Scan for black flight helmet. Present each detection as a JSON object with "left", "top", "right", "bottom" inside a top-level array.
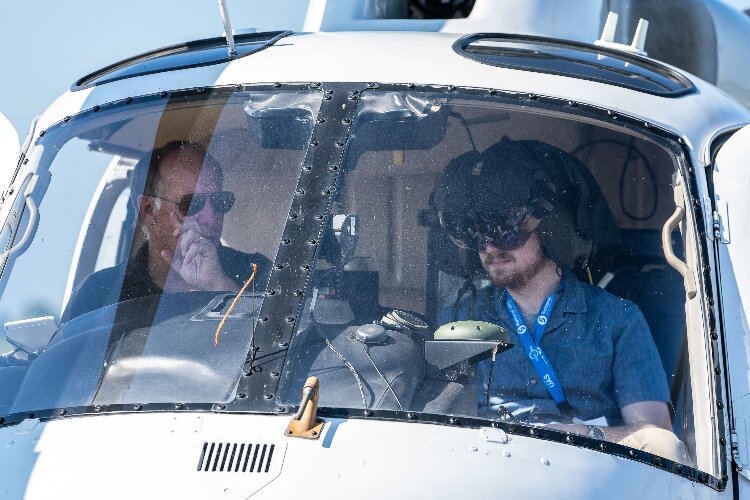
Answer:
[{"left": 434, "top": 137, "right": 619, "bottom": 270}]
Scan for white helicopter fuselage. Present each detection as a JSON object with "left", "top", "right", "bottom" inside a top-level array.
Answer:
[{"left": 2, "top": 1, "right": 750, "bottom": 498}]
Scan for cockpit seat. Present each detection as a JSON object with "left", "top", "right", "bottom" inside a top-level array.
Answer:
[
  {"left": 602, "top": 259, "right": 692, "bottom": 460},
  {"left": 602, "top": 265, "right": 686, "bottom": 390},
  {"left": 598, "top": 228, "right": 687, "bottom": 407}
]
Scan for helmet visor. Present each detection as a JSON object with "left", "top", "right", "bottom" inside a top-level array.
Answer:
[{"left": 440, "top": 208, "right": 537, "bottom": 252}]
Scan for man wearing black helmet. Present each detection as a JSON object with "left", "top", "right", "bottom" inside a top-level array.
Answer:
[{"left": 435, "top": 138, "right": 681, "bottom": 453}]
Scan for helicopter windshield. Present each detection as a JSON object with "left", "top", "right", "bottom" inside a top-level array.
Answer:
[
  {"left": 0, "top": 86, "right": 712, "bottom": 476},
  {"left": 0, "top": 89, "right": 321, "bottom": 408}
]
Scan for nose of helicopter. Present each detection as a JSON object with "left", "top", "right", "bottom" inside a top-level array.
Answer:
[{"left": 0, "top": 412, "right": 703, "bottom": 500}]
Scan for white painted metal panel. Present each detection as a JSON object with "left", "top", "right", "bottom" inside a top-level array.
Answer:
[
  {"left": 32, "top": 31, "right": 750, "bottom": 168},
  {"left": 0, "top": 413, "right": 724, "bottom": 499},
  {"left": 712, "top": 125, "right": 750, "bottom": 484}
]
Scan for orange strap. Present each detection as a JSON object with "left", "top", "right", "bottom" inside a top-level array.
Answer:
[{"left": 214, "top": 263, "right": 258, "bottom": 347}]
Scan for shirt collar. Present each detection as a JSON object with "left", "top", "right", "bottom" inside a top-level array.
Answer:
[{"left": 479, "top": 269, "right": 587, "bottom": 329}]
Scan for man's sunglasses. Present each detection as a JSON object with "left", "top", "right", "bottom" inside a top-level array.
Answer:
[
  {"left": 148, "top": 191, "right": 235, "bottom": 217},
  {"left": 439, "top": 209, "right": 538, "bottom": 252}
]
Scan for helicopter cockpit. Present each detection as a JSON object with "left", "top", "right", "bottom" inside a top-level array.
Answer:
[
  {"left": 0, "top": 84, "right": 704, "bottom": 471},
  {"left": 277, "top": 90, "right": 691, "bottom": 462}
]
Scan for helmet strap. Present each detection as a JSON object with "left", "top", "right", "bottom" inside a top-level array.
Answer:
[{"left": 451, "top": 274, "right": 478, "bottom": 322}]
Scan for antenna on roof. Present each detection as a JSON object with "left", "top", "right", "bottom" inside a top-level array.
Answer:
[
  {"left": 595, "top": 12, "right": 650, "bottom": 57},
  {"left": 217, "top": 0, "right": 237, "bottom": 58}
]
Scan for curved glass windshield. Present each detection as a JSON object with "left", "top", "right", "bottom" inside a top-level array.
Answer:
[
  {"left": 0, "top": 89, "right": 321, "bottom": 411},
  {"left": 276, "top": 91, "right": 705, "bottom": 472},
  {"left": 0, "top": 86, "right": 715, "bottom": 479}
]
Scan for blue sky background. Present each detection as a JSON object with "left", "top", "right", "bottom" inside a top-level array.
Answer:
[{"left": 0, "top": 0, "right": 309, "bottom": 137}]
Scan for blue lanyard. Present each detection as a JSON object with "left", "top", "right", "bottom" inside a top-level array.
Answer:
[{"left": 503, "top": 285, "right": 567, "bottom": 406}]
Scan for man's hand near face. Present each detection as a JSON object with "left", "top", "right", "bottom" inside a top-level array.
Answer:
[{"left": 161, "top": 212, "right": 238, "bottom": 292}]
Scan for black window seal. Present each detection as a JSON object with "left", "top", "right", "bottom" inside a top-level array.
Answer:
[
  {"left": 71, "top": 30, "right": 294, "bottom": 92},
  {"left": 453, "top": 33, "right": 696, "bottom": 98}
]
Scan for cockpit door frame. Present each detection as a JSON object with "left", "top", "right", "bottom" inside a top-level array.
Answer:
[{"left": 710, "top": 124, "right": 750, "bottom": 481}]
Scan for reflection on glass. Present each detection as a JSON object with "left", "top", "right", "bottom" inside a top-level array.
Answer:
[
  {"left": 0, "top": 90, "right": 321, "bottom": 412},
  {"left": 279, "top": 92, "right": 698, "bottom": 470}
]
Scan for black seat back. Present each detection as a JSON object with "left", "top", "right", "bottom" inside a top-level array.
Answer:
[{"left": 605, "top": 266, "right": 687, "bottom": 389}]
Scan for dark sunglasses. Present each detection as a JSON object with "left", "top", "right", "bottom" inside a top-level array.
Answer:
[
  {"left": 149, "top": 191, "right": 235, "bottom": 216},
  {"left": 440, "top": 209, "right": 536, "bottom": 252}
]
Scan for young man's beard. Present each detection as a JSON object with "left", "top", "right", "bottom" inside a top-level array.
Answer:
[{"left": 483, "top": 250, "right": 550, "bottom": 290}]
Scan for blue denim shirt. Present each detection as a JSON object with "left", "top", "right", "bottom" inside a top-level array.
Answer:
[{"left": 438, "top": 271, "right": 670, "bottom": 424}]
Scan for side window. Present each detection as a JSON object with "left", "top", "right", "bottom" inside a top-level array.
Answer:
[
  {"left": 1, "top": 139, "right": 114, "bottom": 324},
  {"left": 94, "top": 185, "right": 132, "bottom": 272}
]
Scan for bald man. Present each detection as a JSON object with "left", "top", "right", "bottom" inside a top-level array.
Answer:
[{"left": 63, "top": 141, "right": 271, "bottom": 321}]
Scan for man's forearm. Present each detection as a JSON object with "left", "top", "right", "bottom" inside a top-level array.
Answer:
[{"left": 551, "top": 422, "right": 663, "bottom": 442}]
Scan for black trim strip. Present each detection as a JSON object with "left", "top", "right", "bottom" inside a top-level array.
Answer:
[
  {"left": 242, "top": 443, "right": 252, "bottom": 472},
  {"left": 226, "top": 82, "right": 363, "bottom": 413},
  {"left": 72, "top": 31, "right": 294, "bottom": 91},
  {"left": 257, "top": 444, "right": 267, "bottom": 473},
  {"left": 236, "top": 444, "right": 245, "bottom": 472},
  {"left": 197, "top": 442, "right": 208, "bottom": 471},
  {"left": 452, "top": 33, "right": 696, "bottom": 98},
  {"left": 265, "top": 444, "right": 275, "bottom": 473},
  {"left": 249, "top": 444, "right": 260, "bottom": 472}
]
